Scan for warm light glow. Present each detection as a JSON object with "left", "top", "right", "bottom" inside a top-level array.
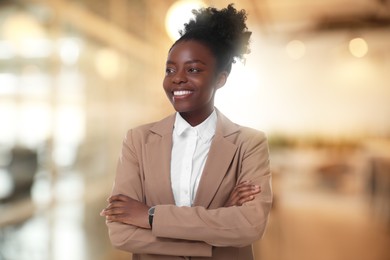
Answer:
[
  {"left": 286, "top": 40, "right": 306, "bottom": 59},
  {"left": 215, "top": 62, "right": 261, "bottom": 128},
  {"left": 2, "top": 12, "right": 51, "bottom": 58},
  {"left": 53, "top": 105, "right": 85, "bottom": 167},
  {"left": 19, "top": 38, "right": 52, "bottom": 58},
  {"left": 0, "top": 73, "right": 18, "bottom": 94},
  {"left": 2, "top": 12, "right": 46, "bottom": 42},
  {"left": 349, "top": 37, "right": 368, "bottom": 58},
  {"left": 0, "top": 41, "right": 15, "bottom": 59},
  {"left": 54, "top": 105, "right": 85, "bottom": 145},
  {"left": 17, "top": 102, "right": 52, "bottom": 147},
  {"left": 165, "top": 0, "right": 206, "bottom": 41},
  {"left": 95, "top": 48, "right": 121, "bottom": 79},
  {"left": 59, "top": 38, "right": 81, "bottom": 65}
]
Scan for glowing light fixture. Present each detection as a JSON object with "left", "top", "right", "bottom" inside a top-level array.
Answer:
[
  {"left": 285, "top": 40, "right": 306, "bottom": 60},
  {"left": 349, "top": 37, "right": 368, "bottom": 58},
  {"left": 165, "top": 0, "right": 206, "bottom": 41}
]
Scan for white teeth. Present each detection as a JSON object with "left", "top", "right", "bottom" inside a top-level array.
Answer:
[{"left": 173, "top": 90, "right": 192, "bottom": 96}]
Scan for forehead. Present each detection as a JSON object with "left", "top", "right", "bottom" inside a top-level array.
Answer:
[{"left": 167, "top": 40, "right": 216, "bottom": 65}]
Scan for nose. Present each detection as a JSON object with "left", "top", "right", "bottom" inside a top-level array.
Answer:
[{"left": 172, "top": 70, "right": 187, "bottom": 84}]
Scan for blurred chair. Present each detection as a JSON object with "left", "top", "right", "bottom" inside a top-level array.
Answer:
[
  {"left": 369, "top": 156, "right": 390, "bottom": 229},
  {"left": 4, "top": 147, "right": 38, "bottom": 201},
  {"left": 0, "top": 147, "right": 38, "bottom": 259}
]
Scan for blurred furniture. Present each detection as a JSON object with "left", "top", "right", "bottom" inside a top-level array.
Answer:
[
  {"left": 369, "top": 156, "right": 390, "bottom": 229},
  {"left": 317, "top": 163, "right": 351, "bottom": 191},
  {"left": 1, "top": 147, "right": 38, "bottom": 202}
]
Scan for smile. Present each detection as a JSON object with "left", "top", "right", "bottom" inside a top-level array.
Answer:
[{"left": 173, "top": 90, "right": 193, "bottom": 96}]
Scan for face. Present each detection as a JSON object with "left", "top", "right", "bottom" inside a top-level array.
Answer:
[{"left": 163, "top": 40, "right": 227, "bottom": 126}]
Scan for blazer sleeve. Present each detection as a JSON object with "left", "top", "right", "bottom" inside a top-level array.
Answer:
[
  {"left": 152, "top": 131, "right": 272, "bottom": 247},
  {"left": 106, "top": 130, "right": 212, "bottom": 257}
]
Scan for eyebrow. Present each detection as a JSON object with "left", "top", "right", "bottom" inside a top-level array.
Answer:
[{"left": 166, "top": 59, "right": 207, "bottom": 65}]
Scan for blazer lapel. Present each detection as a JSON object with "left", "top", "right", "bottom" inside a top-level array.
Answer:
[
  {"left": 146, "top": 114, "right": 176, "bottom": 205},
  {"left": 193, "top": 110, "right": 240, "bottom": 208}
]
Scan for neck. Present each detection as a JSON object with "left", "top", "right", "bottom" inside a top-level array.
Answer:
[{"left": 180, "top": 109, "right": 214, "bottom": 127}]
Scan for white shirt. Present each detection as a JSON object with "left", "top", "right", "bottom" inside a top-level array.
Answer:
[{"left": 170, "top": 110, "right": 217, "bottom": 207}]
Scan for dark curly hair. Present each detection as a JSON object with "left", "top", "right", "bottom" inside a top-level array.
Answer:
[{"left": 174, "top": 4, "right": 252, "bottom": 74}]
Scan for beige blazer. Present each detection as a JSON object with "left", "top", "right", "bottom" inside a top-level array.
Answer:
[{"left": 107, "top": 110, "right": 272, "bottom": 259}]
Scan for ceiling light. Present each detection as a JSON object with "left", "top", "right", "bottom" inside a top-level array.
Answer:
[
  {"left": 349, "top": 37, "right": 368, "bottom": 58},
  {"left": 286, "top": 40, "right": 306, "bottom": 60},
  {"left": 165, "top": 0, "right": 206, "bottom": 41}
]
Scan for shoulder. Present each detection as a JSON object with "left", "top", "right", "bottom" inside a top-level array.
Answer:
[
  {"left": 219, "top": 114, "right": 269, "bottom": 156},
  {"left": 124, "top": 114, "right": 175, "bottom": 143},
  {"left": 216, "top": 110, "right": 267, "bottom": 144},
  {"left": 232, "top": 125, "right": 268, "bottom": 150},
  {"left": 240, "top": 126, "right": 266, "bottom": 139}
]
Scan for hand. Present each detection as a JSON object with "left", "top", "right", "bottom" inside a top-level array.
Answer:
[
  {"left": 100, "top": 194, "right": 151, "bottom": 229},
  {"left": 224, "top": 181, "right": 261, "bottom": 207}
]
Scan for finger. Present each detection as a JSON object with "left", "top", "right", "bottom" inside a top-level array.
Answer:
[
  {"left": 105, "top": 212, "right": 133, "bottom": 225},
  {"left": 231, "top": 185, "right": 253, "bottom": 198},
  {"left": 238, "top": 195, "right": 255, "bottom": 205},
  {"left": 234, "top": 185, "right": 260, "bottom": 195},
  {"left": 229, "top": 185, "right": 257, "bottom": 202},
  {"left": 234, "top": 181, "right": 251, "bottom": 190},
  {"left": 105, "top": 213, "right": 125, "bottom": 222},
  {"left": 235, "top": 186, "right": 255, "bottom": 193},
  {"left": 237, "top": 183, "right": 260, "bottom": 190},
  {"left": 101, "top": 201, "right": 126, "bottom": 212},
  {"left": 232, "top": 189, "right": 260, "bottom": 205},
  {"left": 101, "top": 204, "right": 129, "bottom": 216},
  {"left": 108, "top": 194, "right": 131, "bottom": 203},
  {"left": 100, "top": 208, "right": 117, "bottom": 217},
  {"left": 236, "top": 188, "right": 261, "bottom": 199}
]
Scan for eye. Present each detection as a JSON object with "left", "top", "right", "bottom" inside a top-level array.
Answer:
[
  {"left": 165, "top": 67, "right": 175, "bottom": 75},
  {"left": 188, "top": 67, "right": 201, "bottom": 73}
]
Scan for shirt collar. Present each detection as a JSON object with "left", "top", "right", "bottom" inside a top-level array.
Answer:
[{"left": 173, "top": 110, "right": 217, "bottom": 143}]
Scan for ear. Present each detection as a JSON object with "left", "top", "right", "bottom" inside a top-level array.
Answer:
[{"left": 215, "top": 71, "right": 229, "bottom": 89}]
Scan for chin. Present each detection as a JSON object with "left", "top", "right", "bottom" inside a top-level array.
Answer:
[{"left": 171, "top": 104, "right": 192, "bottom": 113}]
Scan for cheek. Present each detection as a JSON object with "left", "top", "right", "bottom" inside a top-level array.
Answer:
[
  {"left": 202, "top": 80, "right": 218, "bottom": 98},
  {"left": 162, "top": 77, "right": 170, "bottom": 92}
]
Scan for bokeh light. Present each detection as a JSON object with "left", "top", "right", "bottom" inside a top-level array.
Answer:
[
  {"left": 286, "top": 40, "right": 306, "bottom": 60},
  {"left": 349, "top": 37, "right": 368, "bottom": 58},
  {"left": 165, "top": 0, "right": 206, "bottom": 41}
]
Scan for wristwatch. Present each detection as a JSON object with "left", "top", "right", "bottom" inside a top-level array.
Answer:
[{"left": 148, "top": 206, "right": 155, "bottom": 228}]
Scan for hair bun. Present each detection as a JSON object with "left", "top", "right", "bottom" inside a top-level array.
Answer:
[{"left": 179, "top": 4, "right": 251, "bottom": 69}]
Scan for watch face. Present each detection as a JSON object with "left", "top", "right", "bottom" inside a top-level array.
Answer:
[{"left": 148, "top": 207, "right": 155, "bottom": 216}]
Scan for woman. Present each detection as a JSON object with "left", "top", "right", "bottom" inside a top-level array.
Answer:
[{"left": 100, "top": 4, "right": 272, "bottom": 259}]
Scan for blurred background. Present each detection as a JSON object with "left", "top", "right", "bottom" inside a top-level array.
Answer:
[{"left": 0, "top": 0, "right": 389, "bottom": 259}]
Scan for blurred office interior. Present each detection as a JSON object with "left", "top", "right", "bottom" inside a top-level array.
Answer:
[{"left": 0, "top": 0, "right": 389, "bottom": 259}]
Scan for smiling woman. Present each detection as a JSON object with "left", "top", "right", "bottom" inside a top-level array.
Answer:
[{"left": 101, "top": 4, "right": 272, "bottom": 260}]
